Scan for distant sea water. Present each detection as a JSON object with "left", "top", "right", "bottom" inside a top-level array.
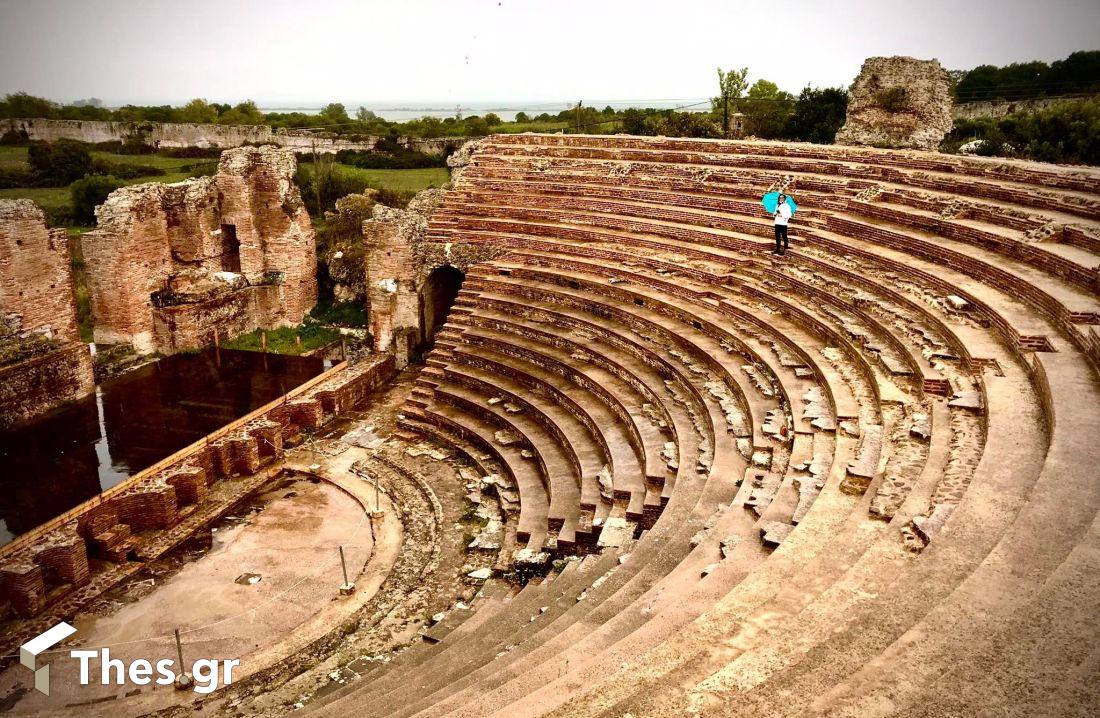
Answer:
[{"left": 256, "top": 100, "right": 709, "bottom": 122}]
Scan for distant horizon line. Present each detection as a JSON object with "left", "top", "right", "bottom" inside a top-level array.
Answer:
[{"left": 6, "top": 97, "right": 724, "bottom": 111}]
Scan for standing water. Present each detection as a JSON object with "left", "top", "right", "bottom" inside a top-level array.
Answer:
[{"left": 0, "top": 348, "right": 326, "bottom": 546}]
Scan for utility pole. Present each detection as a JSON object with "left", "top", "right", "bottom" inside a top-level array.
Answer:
[
  {"left": 575, "top": 101, "right": 582, "bottom": 133},
  {"left": 724, "top": 93, "right": 729, "bottom": 139}
]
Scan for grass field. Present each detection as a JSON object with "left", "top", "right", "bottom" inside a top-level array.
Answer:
[
  {"left": 0, "top": 145, "right": 29, "bottom": 167},
  {"left": 2, "top": 147, "right": 450, "bottom": 225},
  {"left": 222, "top": 323, "right": 341, "bottom": 355},
  {"left": 0, "top": 186, "right": 72, "bottom": 212},
  {"left": 335, "top": 165, "right": 451, "bottom": 192}
]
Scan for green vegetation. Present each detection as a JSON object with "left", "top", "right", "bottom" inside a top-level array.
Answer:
[
  {"left": 337, "top": 166, "right": 449, "bottom": 193},
  {"left": 0, "top": 142, "right": 220, "bottom": 226},
  {"left": 70, "top": 175, "right": 124, "bottom": 224},
  {"left": 297, "top": 159, "right": 448, "bottom": 215},
  {"left": 221, "top": 322, "right": 341, "bottom": 355},
  {"left": 309, "top": 300, "right": 369, "bottom": 328},
  {"left": 874, "top": 87, "right": 909, "bottom": 113},
  {"left": 953, "top": 50, "right": 1100, "bottom": 103},
  {"left": 68, "top": 242, "right": 94, "bottom": 342},
  {"left": 943, "top": 97, "right": 1100, "bottom": 165}
]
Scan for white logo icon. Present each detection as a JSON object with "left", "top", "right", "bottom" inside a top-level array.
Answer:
[{"left": 20, "top": 622, "right": 77, "bottom": 696}]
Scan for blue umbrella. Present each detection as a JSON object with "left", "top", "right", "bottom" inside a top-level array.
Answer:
[{"left": 762, "top": 192, "right": 797, "bottom": 215}]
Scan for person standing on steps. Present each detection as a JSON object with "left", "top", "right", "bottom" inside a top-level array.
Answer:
[{"left": 773, "top": 193, "right": 792, "bottom": 255}]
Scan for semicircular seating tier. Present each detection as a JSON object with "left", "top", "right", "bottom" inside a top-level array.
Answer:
[{"left": 311, "top": 133, "right": 1100, "bottom": 718}]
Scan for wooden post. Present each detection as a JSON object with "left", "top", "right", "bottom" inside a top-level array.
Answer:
[
  {"left": 173, "top": 628, "right": 192, "bottom": 689},
  {"left": 338, "top": 545, "right": 355, "bottom": 595},
  {"left": 261, "top": 331, "right": 267, "bottom": 354},
  {"left": 296, "top": 334, "right": 302, "bottom": 352}
]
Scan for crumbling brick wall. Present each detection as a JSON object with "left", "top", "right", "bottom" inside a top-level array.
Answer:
[
  {"left": 82, "top": 146, "right": 318, "bottom": 353},
  {"left": 0, "top": 199, "right": 80, "bottom": 343},
  {"left": 0, "top": 200, "right": 94, "bottom": 428},
  {"left": 363, "top": 141, "right": 504, "bottom": 367},
  {"left": 836, "top": 56, "right": 954, "bottom": 150}
]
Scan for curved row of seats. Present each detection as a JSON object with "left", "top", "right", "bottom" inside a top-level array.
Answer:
[{"left": 309, "top": 134, "right": 1100, "bottom": 717}]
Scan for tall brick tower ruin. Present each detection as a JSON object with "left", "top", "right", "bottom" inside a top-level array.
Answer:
[{"left": 82, "top": 146, "right": 317, "bottom": 354}]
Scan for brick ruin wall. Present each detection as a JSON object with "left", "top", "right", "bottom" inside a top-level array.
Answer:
[
  {"left": 1, "top": 118, "right": 469, "bottom": 156},
  {"left": 836, "top": 56, "right": 954, "bottom": 150},
  {"left": 364, "top": 139, "right": 505, "bottom": 367},
  {"left": 82, "top": 146, "right": 318, "bottom": 353},
  {"left": 0, "top": 200, "right": 94, "bottom": 428}
]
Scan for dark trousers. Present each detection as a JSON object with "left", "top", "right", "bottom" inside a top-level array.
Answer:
[{"left": 774, "top": 224, "right": 789, "bottom": 252}]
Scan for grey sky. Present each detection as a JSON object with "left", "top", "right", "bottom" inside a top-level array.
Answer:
[{"left": 1, "top": 0, "right": 1097, "bottom": 106}]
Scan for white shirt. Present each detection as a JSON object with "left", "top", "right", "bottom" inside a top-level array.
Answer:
[{"left": 774, "top": 202, "right": 792, "bottom": 226}]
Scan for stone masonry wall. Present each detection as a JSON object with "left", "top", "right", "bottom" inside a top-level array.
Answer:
[
  {"left": 1, "top": 118, "right": 470, "bottom": 156},
  {"left": 0, "top": 200, "right": 80, "bottom": 343},
  {"left": 83, "top": 146, "right": 317, "bottom": 353},
  {"left": 363, "top": 139, "right": 505, "bottom": 366},
  {"left": 0, "top": 342, "right": 94, "bottom": 430},
  {"left": 836, "top": 56, "right": 954, "bottom": 150},
  {"left": 0, "top": 200, "right": 93, "bottom": 428}
]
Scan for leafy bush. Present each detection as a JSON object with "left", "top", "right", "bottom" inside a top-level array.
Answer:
[
  {"left": 160, "top": 146, "right": 222, "bottom": 159},
  {"left": 181, "top": 160, "right": 219, "bottom": 177},
  {"left": 309, "top": 300, "right": 369, "bottom": 327},
  {"left": 91, "top": 157, "right": 165, "bottom": 179},
  {"left": 0, "top": 166, "right": 36, "bottom": 189},
  {"left": 874, "top": 87, "right": 909, "bottom": 112},
  {"left": 295, "top": 161, "right": 372, "bottom": 215},
  {"left": 27, "top": 140, "right": 92, "bottom": 185},
  {"left": 943, "top": 98, "right": 1100, "bottom": 165},
  {"left": 70, "top": 175, "right": 124, "bottom": 225},
  {"left": 784, "top": 87, "right": 848, "bottom": 143},
  {"left": 1, "top": 128, "right": 28, "bottom": 145},
  {"left": 375, "top": 187, "right": 415, "bottom": 209},
  {"left": 116, "top": 135, "right": 155, "bottom": 155},
  {"left": 335, "top": 140, "right": 444, "bottom": 170}
]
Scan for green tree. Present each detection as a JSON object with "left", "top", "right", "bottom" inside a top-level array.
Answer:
[
  {"left": 217, "top": 100, "right": 265, "bottom": 125},
  {"left": 177, "top": 98, "right": 219, "bottom": 124},
  {"left": 514, "top": 111, "right": 530, "bottom": 123},
  {"left": 484, "top": 112, "right": 502, "bottom": 126},
  {"left": 0, "top": 92, "right": 58, "bottom": 119},
  {"left": 356, "top": 107, "right": 378, "bottom": 121},
  {"left": 741, "top": 79, "right": 795, "bottom": 138},
  {"left": 27, "top": 140, "right": 93, "bottom": 185},
  {"left": 713, "top": 67, "right": 749, "bottom": 138},
  {"left": 464, "top": 117, "right": 490, "bottom": 136},
  {"left": 71, "top": 175, "right": 124, "bottom": 225},
  {"left": 783, "top": 87, "right": 848, "bottom": 144},
  {"left": 662, "top": 111, "right": 718, "bottom": 138},
  {"left": 320, "top": 103, "right": 349, "bottom": 124}
]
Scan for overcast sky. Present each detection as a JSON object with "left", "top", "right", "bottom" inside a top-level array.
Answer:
[{"left": 1, "top": 0, "right": 1097, "bottom": 106}]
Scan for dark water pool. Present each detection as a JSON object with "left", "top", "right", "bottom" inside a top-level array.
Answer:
[{"left": 0, "top": 348, "right": 327, "bottom": 546}]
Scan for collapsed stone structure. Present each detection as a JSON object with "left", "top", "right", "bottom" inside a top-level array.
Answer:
[
  {"left": 83, "top": 146, "right": 318, "bottom": 353},
  {"left": 0, "top": 200, "right": 93, "bottom": 428},
  {"left": 836, "top": 55, "right": 954, "bottom": 150}
]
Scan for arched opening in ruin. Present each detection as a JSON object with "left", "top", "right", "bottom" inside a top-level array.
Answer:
[
  {"left": 419, "top": 265, "right": 464, "bottom": 351},
  {"left": 220, "top": 223, "right": 241, "bottom": 273}
]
